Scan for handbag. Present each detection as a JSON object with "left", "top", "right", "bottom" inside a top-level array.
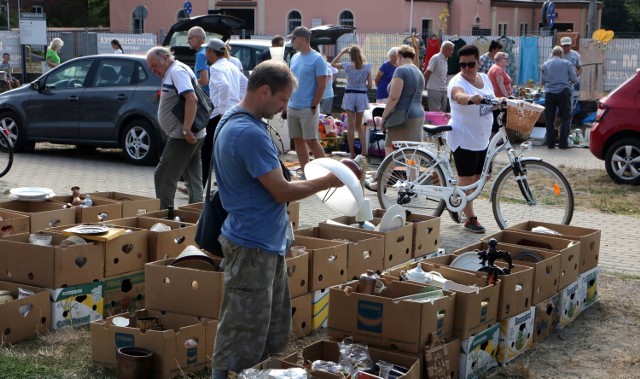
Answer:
[
  {"left": 171, "top": 68, "right": 214, "bottom": 134},
  {"left": 384, "top": 108, "right": 408, "bottom": 128},
  {"left": 195, "top": 111, "right": 291, "bottom": 256}
]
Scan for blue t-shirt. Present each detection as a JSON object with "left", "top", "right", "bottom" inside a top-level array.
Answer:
[
  {"left": 376, "top": 61, "right": 396, "bottom": 99},
  {"left": 213, "top": 106, "right": 288, "bottom": 254},
  {"left": 288, "top": 50, "right": 327, "bottom": 108},
  {"left": 194, "top": 47, "right": 209, "bottom": 96}
]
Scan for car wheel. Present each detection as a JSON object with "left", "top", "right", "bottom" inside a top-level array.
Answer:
[
  {"left": 121, "top": 119, "right": 159, "bottom": 165},
  {"left": 0, "top": 111, "right": 34, "bottom": 152},
  {"left": 604, "top": 138, "right": 640, "bottom": 185}
]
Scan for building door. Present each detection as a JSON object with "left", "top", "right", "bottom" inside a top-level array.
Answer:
[{"left": 220, "top": 8, "right": 255, "bottom": 37}]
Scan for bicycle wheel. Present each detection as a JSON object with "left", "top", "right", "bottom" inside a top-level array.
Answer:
[
  {"left": 491, "top": 159, "right": 574, "bottom": 229},
  {"left": 0, "top": 130, "right": 13, "bottom": 178},
  {"left": 377, "top": 148, "right": 446, "bottom": 216}
]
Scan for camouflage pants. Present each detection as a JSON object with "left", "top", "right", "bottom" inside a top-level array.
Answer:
[{"left": 212, "top": 236, "right": 292, "bottom": 373}]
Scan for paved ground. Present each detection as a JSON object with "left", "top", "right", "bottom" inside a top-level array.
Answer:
[{"left": 1, "top": 143, "right": 637, "bottom": 275}]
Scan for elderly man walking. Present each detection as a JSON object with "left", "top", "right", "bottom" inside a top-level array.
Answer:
[
  {"left": 541, "top": 46, "right": 578, "bottom": 149},
  {"left": 146, "top": 46, "right": 205, "bottom": 209},
  {"left": 285, "top": 26, "right": 328, "bottom": 175},
  {"left": 424, "top": 40, "right": 454, "bottom": 112}
]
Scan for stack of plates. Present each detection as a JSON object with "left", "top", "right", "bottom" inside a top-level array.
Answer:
[{"left": 9, "top": 187, "right": 55, "bottom": 202}]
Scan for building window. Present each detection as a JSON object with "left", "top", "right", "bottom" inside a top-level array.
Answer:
[
  {"left": 498, "top": 23, "right": 508, "bottom": 36},
  {"left": 287, "top": 10, "right": 301, "bottom": 34},
  {"left": 422, "top": 19, "right": 434, "bottom": 38},
  {"left": 339, "top": 10, "right": 354, "bottom": 27},
  {"left": 132, "top": 11, "right": 144, "bottom": 34},
  {"left": 31, "top": 5, "right": 44, "bottom": 13},
  {"left": 520, "top": 23, "right": 528, "bottom": 36}
]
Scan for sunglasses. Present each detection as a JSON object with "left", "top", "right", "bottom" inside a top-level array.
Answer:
[{"left": 459, "top": 61, "right": 477, "bottom": 69}]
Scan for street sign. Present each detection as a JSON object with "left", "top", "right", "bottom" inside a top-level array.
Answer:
[
  {"left": 19, "top": 12, "right": 47, "bottom": 45},
  {"left": 133, "top": 5, "right": 149, "bottom": 20},
  {"left": 547, "top": 2, "right": 556, "bottom": 29},
  {"left": 184, "top": 1, "right": 192, "bottom": 16}
]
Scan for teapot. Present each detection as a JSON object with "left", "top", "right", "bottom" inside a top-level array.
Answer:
[{"left": 401, "top": 264, "right": 446, "bottom": 287}]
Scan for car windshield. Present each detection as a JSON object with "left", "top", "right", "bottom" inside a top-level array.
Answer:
[{"left": 167, "top": 31, "right": 225, "bottom": 48}]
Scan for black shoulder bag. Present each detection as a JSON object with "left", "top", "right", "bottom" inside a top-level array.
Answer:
[
  {"left": 171, "top": 67, "right": 214, "bottom": 133},
  {"left": 195, "top": 112, "right": 291, "bottom": 256}
]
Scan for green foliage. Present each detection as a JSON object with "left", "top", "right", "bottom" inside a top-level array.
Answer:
[
  {"left": 601, "top": 0, "right": 640, "bottom": 33},
  {"left": 88, "top": 0, "right": 110, "bottom": 27}
]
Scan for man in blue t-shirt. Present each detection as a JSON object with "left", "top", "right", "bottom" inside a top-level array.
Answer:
[
  {"left": 285, "top": 26, "right": 328, "bottom": 175},
  {"left": 211, "top": 61, "right": 339, "bottom": 378},
  {"left": 188, "top": 26, "right": 210, "bottom": 96}
]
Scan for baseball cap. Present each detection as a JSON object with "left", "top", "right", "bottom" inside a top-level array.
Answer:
[
  {"left": 560, "top": 37, "right": 572, "bottom": 45},
  {"left": 202, "top": 38, "right": 226, "bottom": 52},
  {"left": 287, "top": 26, "right": 311, "bottom": 40}
]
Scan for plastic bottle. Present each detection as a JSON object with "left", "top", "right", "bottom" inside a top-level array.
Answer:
[{"left": 82, "top": 194, "right": 93, "bottom": 208}]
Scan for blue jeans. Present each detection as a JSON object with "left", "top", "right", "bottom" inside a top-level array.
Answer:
[{"left": 154, "top": 137, "right": 204, "bottom": 209}]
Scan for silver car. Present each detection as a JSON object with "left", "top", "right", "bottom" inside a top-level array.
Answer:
[{"left": 0, "top": 54, "right": 164, "bottom": 165}]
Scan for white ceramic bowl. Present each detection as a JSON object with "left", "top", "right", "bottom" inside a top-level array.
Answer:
[{"left": 304, "top": 158, "right": 363, "bottom": 217}]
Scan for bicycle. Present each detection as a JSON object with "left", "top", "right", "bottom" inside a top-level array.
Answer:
[
  {"left": 0, "top": 124, "right": 13, "bottom": 178},
  {"left": 371, "top": 99, "right": 574, "bottom": 229}
]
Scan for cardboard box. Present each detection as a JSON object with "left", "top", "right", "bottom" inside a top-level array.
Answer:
[
  {"left": 312, "top": 288, "right": 330, "bottom": 330},
  {"left": 108, "top": 217, "right": 197, "bottom": 261},
  {"left": 291, "top": 293, "right": 312, "bottom": 338},
  {"left": 497, "top": 306, "right": 535, "bottom": 364},
  {"left": 0, "top": 281, "right": 51, "bottom": 346},
  {"left": 292, "top": 236, "right": 347, "bottom": 291},
  {"left": 141, "top": 209, "right": 201, "bottom": 224},
  {"left": 91, "top": 309, "right": 217, "bottom": 379},
  {"left": 284, "top": 340, "right": 421, "bottom": 379},
  {"left": 92, "top": 191, "right": 161, "bottom": 218},
  {"left": 442, "top": 338, "right": 461, "bottom": 379},
  {"left": 177, "top": 202, "right": 202, "bottom": 214},
  {"left": 459, "top": 324, "right": 500, "bottom": 379},
  {"left": 0, "top": 209, "right": 30, "bottom": 237},
  {"left": 386, "top": 262, "right": 500, "bottom": 340},
  {"left": 373, "top": 210, "right": 440, "bottom": 258},
  {"left": 414, "top": 248, "right": 446, "bottom": 262},
  {"left": 0, "top": 200, "right": 76, "bottom": 232},
  {"left": 579, "top": 266, "right": 600, "bottom": 312},
  {"left": 296, "top": 226, "right": 384, "bottom": 280},
  {"left": 451, "top": 242, "right": 535, "bottom": 320},
  {"left": 327, "top": 280, "right": 455, "bottom": 354},
  {"left": 484, "top": 230, "right": 580, "bottom": 290},
  {"left": 50, "top": 281, "right": 103, "bottom": 330},
  {"left": 145, "top": 259, "right": 224, "bottom": 319},
  {"left": 533, "top": 294, "right": 559, "bottom": 343},
  {"left": 0, "top": 232, "right": 104, "bottom": 288},
  {"left": 49, "top": 195, "right": 122, "bottom": 223},
  {"left": 286, "top": 249, "right": 309, "bottom": 298},
  {"left": 287, "top": 201, "right": 300, "bottom": 230},
  {"left": 322, "top": 216, "right": 413, "bottom": 269},
  {"left": 102, "top": 270, "right": 145, "bottom": 317},
  {"left": 557, "top": 279, "right": 581, "bottom": 329},
  {"left": 507, "top": 221, "right": 601, "bottom": 273}
]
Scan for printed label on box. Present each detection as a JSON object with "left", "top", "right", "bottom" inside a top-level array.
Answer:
[
  {"left": 498, "top": 307, "right": 535, "bottom": 364},
  {"left": 357, "top": 300, "right": 383, "bottom": 333}
]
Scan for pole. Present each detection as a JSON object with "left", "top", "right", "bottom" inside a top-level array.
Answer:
[
  {"left": 587, "top": 0, "right": 597, "bottom": 36},
  {"left": 7, "top": 0, "right": 9, "bottom": 29},
  {"left": 409, "top": 0, "right": 414, "bottom": 34}
]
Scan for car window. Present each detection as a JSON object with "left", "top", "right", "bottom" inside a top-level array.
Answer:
[
  {"left": 230, "top": 46, "right": 260, "bottom": 72},
  {"left": 45, "top": 60, "right": 93, "bottom": 89},
  {"left": 93, "top": 60, "right": 137, "bottom": 87},
  {"left": 137, "top": 63, "right": 149, "bottom": 83},
  {"left": 168, "top": 31, "right": 224, "bottom": 48}
]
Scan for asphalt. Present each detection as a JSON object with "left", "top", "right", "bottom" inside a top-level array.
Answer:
[{"left": 1, "top": 143, "right": 637, "bottom": 275}]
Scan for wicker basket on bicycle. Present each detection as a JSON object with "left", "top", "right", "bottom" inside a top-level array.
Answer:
[{"left": 504, "top": 99, "right": 545, "bottom": 144}]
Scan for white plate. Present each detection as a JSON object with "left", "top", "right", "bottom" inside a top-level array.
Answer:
[
  {"left": 450, "top": 251, "right": 483, "bottom": 272},
  {"left": 9, "top": 187, "right": 55, "bottom": 201},
  {"left": 378, "top": 204, "right": 406, "bottom": 232},
  {"left": 304, "top": 158, "right": 363, "bottom": 217}
]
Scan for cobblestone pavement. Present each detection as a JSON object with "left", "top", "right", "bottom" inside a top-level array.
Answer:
[{"left": 1, "top": 143, "right": 637, "bottom": 275}]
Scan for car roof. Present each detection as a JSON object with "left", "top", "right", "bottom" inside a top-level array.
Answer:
[
  {"left": 161, "top": 14, "right": 245, "bottom": 45},
  {"left": 228, "top": 39, "right": 272, "bottom": 47}
]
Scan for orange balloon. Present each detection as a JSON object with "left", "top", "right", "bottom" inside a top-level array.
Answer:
[
  {"left": 592, "top": 29, "right": 606, "bottom": 42},
  {"left": 602, "top": 30, "right": 615, "bottom": 43}
]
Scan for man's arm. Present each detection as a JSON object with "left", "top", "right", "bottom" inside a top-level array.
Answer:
[
  {"left": 312, "top": 75, "right": 328, "bottom": 114},
  {"left": 195, "top": 53, "right": 209, "bottom": 89},
  {"left": 258, "top": 166, "right": 338, "bottom": 204}
]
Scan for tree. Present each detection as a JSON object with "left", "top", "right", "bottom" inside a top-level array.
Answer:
[{"left": 601, "top": 0, "right": 640, "bottom": 34}]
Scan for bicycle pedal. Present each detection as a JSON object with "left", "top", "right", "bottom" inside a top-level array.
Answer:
[{"left": 448, "top": 210, "right": 461, "bottom": 224}]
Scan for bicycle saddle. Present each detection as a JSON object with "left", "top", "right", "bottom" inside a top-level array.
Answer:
[{"left": 422, "top": 124, "right": 452, "bottom": 134}]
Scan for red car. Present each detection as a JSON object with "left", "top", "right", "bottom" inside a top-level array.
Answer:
[{"left": 589, "top": 68, "right": 640, "bottom": 185}]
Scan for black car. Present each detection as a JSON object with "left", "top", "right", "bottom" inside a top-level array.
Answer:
[
  {"left": 162, "top": 14, "right": 246, "bottom": 69},
  {"left": 0, "top": 55, "right": 164, "bottom": 165}
]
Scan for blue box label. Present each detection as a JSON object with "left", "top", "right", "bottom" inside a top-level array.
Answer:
[{"left": 357, "top": 300, "right": 383, "bottom": 333}]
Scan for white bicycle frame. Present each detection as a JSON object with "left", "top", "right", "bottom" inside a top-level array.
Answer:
[{"left": 375, "top": 127, "right": 534, "bottom": 212}]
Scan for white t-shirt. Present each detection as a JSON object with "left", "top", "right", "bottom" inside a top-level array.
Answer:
[
  {"left": 446, "top": 73, "right": 495, "bottom": 151},
  {"left": 158, "top": 61, "right": 206, "bottom": 139},
  {"left": 208, "top": 58, "right": 248, "bottom": 118},
  {"left": 114, "top": 49, "right": 123, "bottom": 54}
]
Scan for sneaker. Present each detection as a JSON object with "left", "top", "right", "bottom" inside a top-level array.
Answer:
[{"left": 464, "top": 217, "right": 486, "bottom": 233}]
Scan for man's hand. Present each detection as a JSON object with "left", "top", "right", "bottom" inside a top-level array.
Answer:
[{"left": 183, "top": 130, "right": 197, "bottom": 144}]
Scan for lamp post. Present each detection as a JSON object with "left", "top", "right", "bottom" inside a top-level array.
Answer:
[{"left": 409, "top": 0, "right": 414, "bottom": 33}]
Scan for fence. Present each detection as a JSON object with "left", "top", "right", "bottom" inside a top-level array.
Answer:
[{"left": 0, "top": 28, "right": 637, "bottom": 97}]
